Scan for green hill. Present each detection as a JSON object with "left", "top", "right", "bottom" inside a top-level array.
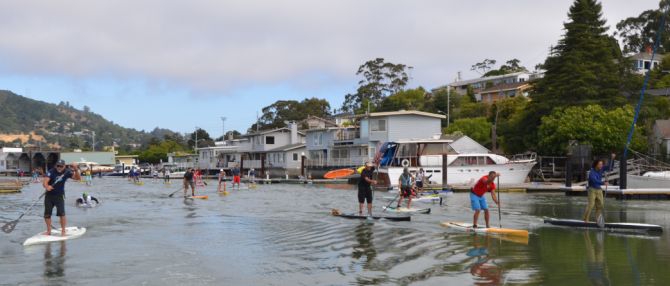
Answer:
[{"left": 0, "top": 90, "right": 179, "bottom": 151}]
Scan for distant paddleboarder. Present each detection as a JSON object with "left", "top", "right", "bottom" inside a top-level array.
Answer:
[
  {"left": 231, "top": 164, "right": 241, "bottom": 189},
  {"left": 358, "top": 162, "right": 377, "bottom": 216},
  {"left": 470, "top": 171, "right": 499, "bottom": 229},
  {"left": 43, "top": 160, "right": 81, "bottom": 236},
  {"left": 396, "top": 167, "right": 415, "bottom": 209}
]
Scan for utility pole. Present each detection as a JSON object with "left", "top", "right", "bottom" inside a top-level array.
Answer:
[
  {"left": 91, "top": 131, "right": 96, "bottom": 152},
  {"left": 447, "top": 88, "right": 450, "bottom": 128},
  {"left": 194, "top": 127, "right": 198, "bottom": 153},
  {"left": 220, "top": 117, "right": 227, "bottom": 141}
]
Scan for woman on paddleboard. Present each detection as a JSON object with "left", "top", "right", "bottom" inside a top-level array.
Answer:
[
  {"left": 43, "top": 160, "right": 81, "bottom": 236},
  {"left": 471, "top": 171, "right": 499, "bottom": 228},
  {"left": 396, "top": 167, "right": 415, "bottom": 209},
  {"left": 582, "top": 155, "right": 614, "bottom": 223}
]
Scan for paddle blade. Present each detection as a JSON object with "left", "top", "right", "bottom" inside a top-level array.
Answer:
[
  {"left": 1, "top": 220, "right": 18, "bottom": 233},
  {"left": 596, "top": 214, "right": 605, "bottom": 228}
]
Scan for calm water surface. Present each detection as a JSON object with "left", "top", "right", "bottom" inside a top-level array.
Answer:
[{"left": 1, "top": 178, "right": 669, "bottom": 285}]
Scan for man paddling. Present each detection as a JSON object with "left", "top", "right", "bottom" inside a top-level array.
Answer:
[
  {"left": 183, "top": 168, "right": 196, "bottom": 197},
  {"left": 471, "top": 171, "right": 499, "bottom": 228},
  {"left": 43, "top": 160, "right": 81, "bottom": 236},
  {"left": 582, "top": 155, "right": 615, "bottom": 223},
  {"left": 396, "top": 167, "right": 415, "bottom": 209},
  {"left": 358, "top": 162, "right": 377, "bottom": 216},
  {"left": 231, "top": 164, "right": 241, "bottom": 189}
]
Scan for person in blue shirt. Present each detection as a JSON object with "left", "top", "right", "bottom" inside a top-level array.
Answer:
[
  {"left": 43, "top": 160, "right": 81, "bottom": 236},
  {"left": 582, "top": 154, "right": 615, "bottom": 223}
]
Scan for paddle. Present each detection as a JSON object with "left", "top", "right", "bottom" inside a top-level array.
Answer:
[
  {"left": 497, "top": 175, "right": 502, "bottom": 229},
  {"left": 2, "top": 192, "right": 46, "bottom": 233},
  {"left": 167, "top": 186, "right": 184, "bottom": 198},
  {"left": 382, "top": 194, "right": 400, "bottom": 213}
]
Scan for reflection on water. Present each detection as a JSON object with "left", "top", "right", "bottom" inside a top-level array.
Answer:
[
  {"left": 584, "top": 231, "right": 610, "bottom": 286},
  {"left": 352, "top": 222, "right": 376, "bottom": 268},
  {"left": 44, "top": 241, "right": 66, "bottom": 280},
  {"left": 466, "top": 235, "right": 502, "bottom": 286}
]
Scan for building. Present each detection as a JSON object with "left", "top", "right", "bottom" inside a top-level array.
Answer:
[
  {"left": 166, "top": 152, "right": 197, "bottom": 169},
  {"left": 0, "top": 147, "right": 22, "bottom": 173},
  {"left": 304, "top": 110, "right": 445, "bottom": 176},
  {"left": 652, "top": 119, "right": 670, "bottom": 157},
  {"left": 435, "top": 72, "right": 534, "bottom": 97},
  {"left": 265, "top": 143, "right": 306, "bottom": 177},
  {"left": 476, "top": 82, "right": 531, "bottom": 103},
  {"left": 630, "top": 49, "right": 663, "bottom": 75},
  {"left": 115, "top": 155, "right": 139, "bottom": 166},
  {"left": 443, "top": 134, "right": 490, "bottom": 154}
]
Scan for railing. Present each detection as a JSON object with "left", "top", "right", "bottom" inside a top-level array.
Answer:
[
  {"left": 334, "top": 130, "right": 360, "bottom": 141},
  {"left": 305, "top": 157, "right": 369, "bottom": 168}
]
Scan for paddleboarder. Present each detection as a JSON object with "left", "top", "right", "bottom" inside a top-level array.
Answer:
[
  {"left": 231, "top": 164, "right": 241, "bottom": 189},
  {"left": 43, "top": 160, "right": 81, "bottom": 236},
  {"left": 183, "top": 168, "right": 196, "bottom": 197},
  {"left": 471, "top": 171, "right": 499, "bottom": 229},
  {"left": 415, "top": 168, "right": 432, "bottom": 193},
  {"left": 582, "top": 155, "right": 615, "bottom": 223},
  {"left": 396, "top": 167, "right": 415, "bottom": 209},
  {"left": 358, "top": 162, "right": 377, "bottom": 216}
]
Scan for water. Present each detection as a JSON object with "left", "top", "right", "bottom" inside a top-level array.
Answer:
[{"left": 1, "top": 178, "right": 669, "bottom": 285}]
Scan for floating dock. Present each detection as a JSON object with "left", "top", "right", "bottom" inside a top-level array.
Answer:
[{"left": 563, "top": 186, "right": 670, "bottom": 200}]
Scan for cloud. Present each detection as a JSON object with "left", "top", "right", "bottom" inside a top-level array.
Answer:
[{"left": 0, "top": 0, "right": 657, "bottom": 94}]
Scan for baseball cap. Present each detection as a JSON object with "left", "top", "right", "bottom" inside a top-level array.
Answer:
[{"left": 56, "top": 160, "right": 66, "bottom": 166}]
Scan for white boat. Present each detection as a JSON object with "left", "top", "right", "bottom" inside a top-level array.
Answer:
[
  {"left": 375, "top": 140, "right": 536, "bottom": 189},
  {"left": 627, "top": 171, "right": 670, "bottom": 188},
  {"left": 107, "top": 164, "right": 141, "bottom": 176}
]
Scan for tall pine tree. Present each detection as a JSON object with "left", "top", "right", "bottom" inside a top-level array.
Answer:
[{"left": 504, "top": 0, "right": 627, "bottom": 153}]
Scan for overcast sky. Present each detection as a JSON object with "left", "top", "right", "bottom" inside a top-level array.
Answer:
[{"left": 0, "top": 0, "right": 659, "bottom": 137}]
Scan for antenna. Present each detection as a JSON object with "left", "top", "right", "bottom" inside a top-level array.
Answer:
[{"left": 220, "top": 117, "right": 227, "bottom": 140}]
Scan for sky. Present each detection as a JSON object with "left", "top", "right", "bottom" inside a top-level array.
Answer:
[{"left": 0, "top": 0, "right": 660, "bottom": 138}]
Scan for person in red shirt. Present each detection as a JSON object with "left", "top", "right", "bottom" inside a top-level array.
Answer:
[{"left": 471, "top": 171, "right": 500, "bottom": 228}]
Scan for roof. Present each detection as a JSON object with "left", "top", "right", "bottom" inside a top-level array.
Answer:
[
  {"left": 357, "top": 110, "right": 445, "bottom": 119},
  {"left": 630, "top": 52, "right": 664, "bottom": 61},
  {"left": 115, "top": 155, "right": 139, "bottom": 158},
  {"left": 655, "top": 119, "right": 670, "bottom": 138},
  {"left": 449, "top": 72, "right": 529, "bottom": 87},
  {"left": 392, "top": 139, "right": 453, "bottom": 144},
  {"left": 478, "top": 82, "right": 531, "bottom": 94},
  {"left": 243, "top": 127, "right": 305, "bottom": 137},
  {"left": 304, "top": 126, "right": 359, "bottom": 132},
  {"left": 266, "top": 143, "right": 306, "bottom": 153}
]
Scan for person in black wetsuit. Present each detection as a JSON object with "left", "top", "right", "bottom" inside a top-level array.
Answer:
[
  {"left": 183, "top": 168, "right": 196, "bottom": 197},
  {"left": 358, "top": 162, "right": 377, "bottom": 216}
]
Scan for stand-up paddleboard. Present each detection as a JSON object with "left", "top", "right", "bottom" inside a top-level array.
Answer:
[
  {"left": 334, "top": 213, "right": 411, "bottom": 221},
  {"left": 385, "top": 195, "right": 441, "bottom": 203},
  {"left": 543, "top": 218, "right": 663, "bottom": 233},
  {"left": 323, "top": 168, "right": 355, "bottom": 179},
  {"left": 382, "top": 206, "right": 431, "bottom": 214},
  {"left": 442, "top": 222, "right": 529, "bottom": 238},
  {"left": 190, "top": 195, "right": 208, "bottom": 200},
  {"left": 23, "top": 227, "right": 86, "bottom": 246}
]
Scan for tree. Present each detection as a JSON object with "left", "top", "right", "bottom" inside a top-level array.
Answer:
[
  {"left": 537, "top": 105, "right": 647, "bottom": 155},
  {"left": 444, "top": 117, "right": 492, "bottom": 148},
  {"left": 513, "top": 0, "right": 627, "bottom": 152},
  {"left": 482, "top": 59, "right": 528, "bottom": 77},
  {"left": 251, "top": 98, "right": 331, "bottom": 131},
  {"left": 471, "top": 59, "right": 497, "bottom": 75},
  {"left": 340, "top": 58, "right": 412, "bottom": 113},
  {"left": 377, "top": 87, "right": 428, "bottom": 112},
  {"left": 139, "top": 139, "right": 187, "bottom": 163},
  {"left": 615, "top": 0, "right": 670, "bottom": 54},
  {"left": 188, "top": 128, "right": 214, "bottom": 150}
]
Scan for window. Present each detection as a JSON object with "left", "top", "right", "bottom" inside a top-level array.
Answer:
[
  {"left": 371, "top": 119, "right": 386, "bottom": 131},
  {"left": 265, "top": 136, "right": 275, "bottom": 144},
  {"left": 293, "top": 153, "right": 299, "bottom": 161}
]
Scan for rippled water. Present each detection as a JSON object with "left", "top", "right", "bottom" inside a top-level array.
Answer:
[{"left": 1, "top": 178, "right": 669, "bottom": 285}]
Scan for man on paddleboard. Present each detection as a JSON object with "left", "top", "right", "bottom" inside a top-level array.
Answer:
[
  {"left": 358, "top": 162, "right": 377, "bottom": 216},
  {"left": 183, "top": 168, "right": 196, "bottom": 197},
  {"left": 471, "top": 171, "right": 499, "bottom": 228},
  {"left": 397, "top": 167, "right": 415, "bottom": 209},
  {"left": 43, "top": 160, "right": 81, "bottom": 236},
  {"left": 231, "top": 164, "right": 241, "bottom": 189}
]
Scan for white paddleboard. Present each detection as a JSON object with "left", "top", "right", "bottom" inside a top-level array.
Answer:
[
  {"left": 382, "top": 206, "right": 431, "bottom": 214},
  {"left": 442, "top": 222, "right": 528, "bottom": 237},
  {"left": 23, "top": 226, "right": 87, "bottom": 246}
]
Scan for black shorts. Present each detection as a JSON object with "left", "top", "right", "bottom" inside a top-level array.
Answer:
[
  {"left": 401, "top": 186, "right": 413, "bottom": 198},
  {"left": 358, "top": 187, "right": 373, "bottom": 204},
  {"left": 416, "top": 181, "right": 424, "bottom": 188},
  {"left": 44, "top": 194, "right": 65, "bottom": 218}
]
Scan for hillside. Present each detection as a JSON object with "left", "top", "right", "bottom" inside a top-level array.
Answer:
[{"left": 0, "top": 90, "right": 179, "bottom": 151}]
